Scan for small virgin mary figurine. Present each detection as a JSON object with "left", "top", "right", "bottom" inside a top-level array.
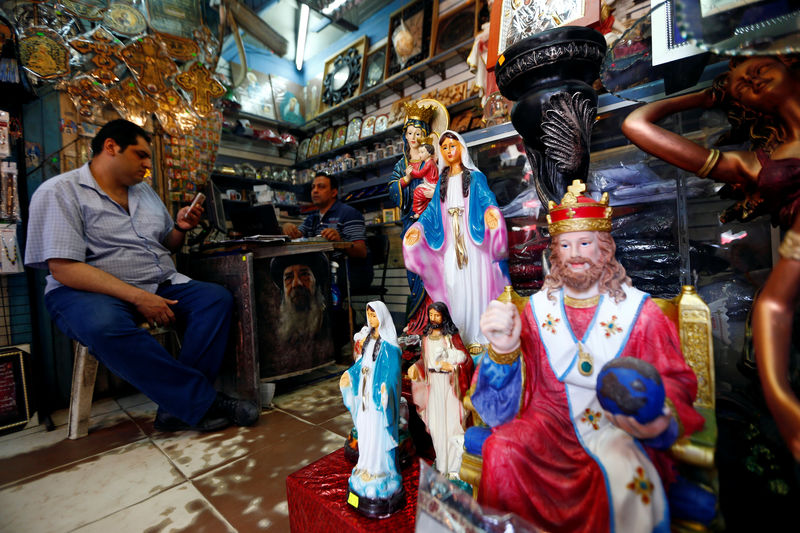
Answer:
[{"left": 340, "top": 301, "right": 404, "bottom": 517}]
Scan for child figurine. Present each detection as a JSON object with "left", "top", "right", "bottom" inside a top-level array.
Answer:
[
  {"left": 340, "top": 301, "right": 404, "bottom": 517},
  {"left": 403, "top": 142, "right": 439, "bottom": 218}
]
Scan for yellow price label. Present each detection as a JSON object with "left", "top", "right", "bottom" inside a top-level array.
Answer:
[
  {"left": 242, "top": 255, "right": 247, "bottom": 261},
  {"left": 498, "top": 54, "right": 505, "bottom": 66},
  {"left": 347, "top": 491, "right": 359, "bottom": 508}
]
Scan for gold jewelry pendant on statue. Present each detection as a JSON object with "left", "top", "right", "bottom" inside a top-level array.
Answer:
[{"left": 577, "top": 341, "right": 593, "bottom": 376}]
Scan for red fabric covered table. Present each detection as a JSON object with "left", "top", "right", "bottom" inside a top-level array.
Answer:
[{"left": 286, "top": 447, "right": 420, "bottom": 533}]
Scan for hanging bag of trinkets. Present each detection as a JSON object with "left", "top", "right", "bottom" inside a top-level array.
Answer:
[
  {"left": 0, "top": 161, "right": 19, "bottom": 222},
  {"left": 0, "top": 223, "right": 21, "bottom": 274}
]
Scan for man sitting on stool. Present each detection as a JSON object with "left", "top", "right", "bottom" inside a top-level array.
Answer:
[{"left": 25, "top": 119, "right": 258, "bottom": 432}]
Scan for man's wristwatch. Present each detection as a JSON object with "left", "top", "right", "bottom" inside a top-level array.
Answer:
[{"left": 174, "top": 223, "right": 187, "bottom": 233}]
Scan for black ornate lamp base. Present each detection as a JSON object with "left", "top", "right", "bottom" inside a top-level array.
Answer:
[{"left": 495, "top": 25, "right": 606, "bottom": 207}]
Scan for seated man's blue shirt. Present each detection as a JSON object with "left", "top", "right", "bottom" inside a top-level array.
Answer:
[
  {"left": 298, "top": 200, "right": 373, "bottom": 288},
  {"left": 25, "top": 162, "right": 190, "bottom": 294}
]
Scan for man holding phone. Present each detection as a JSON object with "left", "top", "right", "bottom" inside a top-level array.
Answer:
[{"left": 25, "top": 119, "right": 258, "bottom": 432}]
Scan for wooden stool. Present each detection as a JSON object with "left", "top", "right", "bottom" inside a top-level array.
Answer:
[{"left": 67, "top": 325, "right": 181, "bottom": 440}]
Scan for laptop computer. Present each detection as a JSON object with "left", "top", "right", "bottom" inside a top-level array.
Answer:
[{"left": 201, "top": 181, "right": 288, "bottom": 248}]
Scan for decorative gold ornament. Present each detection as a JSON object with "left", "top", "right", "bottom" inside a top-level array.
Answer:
[
  {"left": 69, "top": 27, "right": 122, "bottom": 86},
  {"left": 577, "top": 341, "right": 593, "bottom": 376},
  {"left": 547, "top": 179, "right": 612, "bottom": 236},
  {"left": 696, "top": 149, "right": 721, "bottom": 179},
  {"left": 488, "top": 345, "right": 521, "bottom": 365},
  {"left": 118, "top": 35, "right": 178, "bottom": 96},
  {"left": 564, "top": 294, "right": 600, "bottom": 308},
  {"left": 404, "top": 100, "right": 436, "bottom": 125},
  {"left": 175, "top": 62, "right": 225, "bottom": 118}
]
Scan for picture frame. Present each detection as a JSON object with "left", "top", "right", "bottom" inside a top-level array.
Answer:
[
  {"left": 361, "top": 116, "right": 376, "bottom": 139},
  {"left": 374, "top": 114, "right": 389, "bottom": 134},
  {"left": 346, "top": 116, "right": 363, "bottom": 144},
  {"left": 308, "top": 132, "right": 322, "bottom": 157},
  {"left": 333, "top": 125, "right": 348, "bottom": 149},
  {"left": 362, "top": 46, "right": 387, "bottom": 91},
  {"left": 385, "top": 0, "right": 439, "bottom": 81},
  {"left": 651, "top": 0, "right": 704, "bottom": 66},
  {"left": 297, "top": 138, "right": 310, "bottom": 162},
  {"left": 319, "top": 36, "right": 369, "bottom": 114},
  {"left": 675, "top": 0, "right": 799, "bottom": 55},
  {"left": 382, "top": 207, "right": 397, "bottom": 223},
  {"left": 320, "top": 127, "right": 335, "bottom": 153},
  {"left": 486, "top": 0, "right": 600, "bottom": 68},
  {"left": 434, "top": 1, "right": 477, "bottom": 55},
  {"left": 0, "top": 348, "right": 32, "bottom": 436}
]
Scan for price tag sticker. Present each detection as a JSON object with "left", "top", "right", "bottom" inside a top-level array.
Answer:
[{"left": 347, "top": 491, "right": 359, "bottom": 508}]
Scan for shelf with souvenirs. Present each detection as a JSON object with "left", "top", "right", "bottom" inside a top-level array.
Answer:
[
  {"left": 297, "top": 94, "right": 482, "bottom": 170},
  {"left": 303, "top": 36, "right": 478, "bottom": 132}
]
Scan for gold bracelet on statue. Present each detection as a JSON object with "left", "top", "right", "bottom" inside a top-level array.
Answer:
[
  {"left": 696, "top": 149, "right": 721, "bottom": 178},
  {"left": 778, "top": 229, "right": 800, "bottom": 261},
  {"left": 488, "top": 345, "right": 521, "bottom": 365}
]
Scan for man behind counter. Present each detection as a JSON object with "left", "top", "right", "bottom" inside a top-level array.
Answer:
[
  {"left": 282, "top": 172, "right": 373, "bottom": 291},
  {"left": 25, "top": 119, "right": 258, "bottom": 433}
]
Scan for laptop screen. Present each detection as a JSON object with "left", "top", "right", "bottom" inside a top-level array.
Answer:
[{"left": 229, "top": 204, "right": 283, "bottom": 236}]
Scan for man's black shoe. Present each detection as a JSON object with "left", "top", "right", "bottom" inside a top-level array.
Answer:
[
  {"left": 153, "top": 409, "right": 230, "bottom": 432},
  {"left": 210, "top": 393, "right": 260, "bottom": 426}
]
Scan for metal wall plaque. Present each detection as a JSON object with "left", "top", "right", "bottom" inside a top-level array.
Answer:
[{"left": 146, "top": 0, "right": 203, "bottom": 39}]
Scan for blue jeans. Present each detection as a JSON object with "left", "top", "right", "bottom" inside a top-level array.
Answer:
[{"left": 45, "top": 280, "right": 233, "bottom": 425}]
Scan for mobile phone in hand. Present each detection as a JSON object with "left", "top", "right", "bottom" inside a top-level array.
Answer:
[{"left": 184, "top": 192, "right": 206, "bottom": 219}]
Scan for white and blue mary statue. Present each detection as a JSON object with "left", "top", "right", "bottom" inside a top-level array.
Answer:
[{"left": 340, "top": 301, "right": 403, "bottom": 503}]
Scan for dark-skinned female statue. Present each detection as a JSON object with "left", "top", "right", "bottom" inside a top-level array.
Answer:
[{"left": 622, "top": 54, "right": 800, "bottom": 229}]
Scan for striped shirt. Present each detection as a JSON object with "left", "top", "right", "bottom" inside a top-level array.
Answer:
[
  {"left": 298, "top": 200, "right": 372, "bottom": 287},
  {"left": 25, "top": 163, "right": 190, "bottom": 294},
  {"left": 298, "top": 200, "right": 367, "bottom": 242}
]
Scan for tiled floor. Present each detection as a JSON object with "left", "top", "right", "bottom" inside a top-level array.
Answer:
[{"left": 0, "top": 365, "right": 352, "bottom": 533}]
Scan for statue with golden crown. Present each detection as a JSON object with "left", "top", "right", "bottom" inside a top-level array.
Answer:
[
  {"left": 402, "top": 129, "right": 509, "bottom": 351},
  {"left": 468, "top": 180, "right": 705, "bottom": 532},
  {"left": 388, "top": 99, "right": 450, "bottom": 335}
]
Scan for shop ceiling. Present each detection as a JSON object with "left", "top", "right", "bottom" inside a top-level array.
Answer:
[{"left": 237, "top": 0, "right": 389, "bottom": 65}]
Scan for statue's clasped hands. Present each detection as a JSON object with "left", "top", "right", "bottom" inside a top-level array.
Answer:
[{"left": 480, "top": 300, "right": 522, "bottom": 354}]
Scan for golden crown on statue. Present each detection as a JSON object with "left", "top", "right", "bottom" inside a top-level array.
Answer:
[
  {"left": 404, "top": 100, "right": 436, "bottom": 125},
  {"left": 547, "top": 180, "right": 613, "bottom": 235}
]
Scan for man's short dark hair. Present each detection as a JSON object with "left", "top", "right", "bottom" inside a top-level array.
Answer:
[
  {"left": 315, "top": 172, "right": 338, "bottom": 191},
  {"left": 91, "top": 119, "right": 151, "bottom": 157}
]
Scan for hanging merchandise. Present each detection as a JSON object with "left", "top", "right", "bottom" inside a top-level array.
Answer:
[
  {"left": 0, "top": 224, "right": 22, "bottom": 274},
  {"left": 1, "top": 161, "right": 19, "bottom": 222},
  {"left": 0, "top": 110, "right": 9, "bottom": 159}
]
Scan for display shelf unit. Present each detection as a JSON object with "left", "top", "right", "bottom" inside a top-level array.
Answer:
[
  {"left": 298, "top": 95, "right": 481, "bottom": 169},
  {"left": 298, "top": 125, "right": 402, "bottom": 169},
  {"left": 302, "top": 38, "right": 477, "bottom": 131},
  {"left": 210, "top": 172, "right": 302, "bottom": 191}
]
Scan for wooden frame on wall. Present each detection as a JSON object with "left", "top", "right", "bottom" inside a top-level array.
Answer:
[
  {"left": 486, "top": 0, "right": 600, "bottom": 68},
  {"left": 385, "top": 0, "right": 439, "bottom": 81},
  {"left": 361, "top": 44, "right": 387, "bottom": 91},
  {"left": 434, "top": 0, "right": 477, "bottom": 55},
  {"left": 319, "top": 36, "right": 369, "bottom": 114}
]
